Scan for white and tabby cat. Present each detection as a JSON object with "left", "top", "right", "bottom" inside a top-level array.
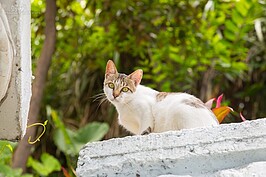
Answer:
[{"left": 103, "top": 60, "right": 218, "bottom": 135}]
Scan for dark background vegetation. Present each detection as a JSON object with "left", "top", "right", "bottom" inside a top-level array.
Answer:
[{"left": 1, "top": 0, "right": 266, "bottom": 176}]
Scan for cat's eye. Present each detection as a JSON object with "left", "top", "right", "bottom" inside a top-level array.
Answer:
[
  {"left": 108, "top": 83, "right": 114, "bottom": 89},
  {"left": 121, "top": 87, "right": 129, "bottom": 92}
]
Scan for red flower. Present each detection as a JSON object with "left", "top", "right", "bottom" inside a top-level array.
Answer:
[{"left": 206, "top": 94, "right": 233, "bottom": 123}]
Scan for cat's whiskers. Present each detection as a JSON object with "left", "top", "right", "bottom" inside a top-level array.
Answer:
[
  {"left": 92, "top": 92, "right": 106, "bottom": 102},
  {"left": 98, "top": 97, "right": 109, "bottom": 106},
  {"left": 91, "top": 92, "right": 111, "bottom": 112}
]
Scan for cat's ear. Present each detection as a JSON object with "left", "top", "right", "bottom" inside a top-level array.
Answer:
[
  {"left": 128, "top": 69, "right": 143, "bottom": 86},
  {"left": 105, "top": 60, "right": 118, "bottom": 78}
]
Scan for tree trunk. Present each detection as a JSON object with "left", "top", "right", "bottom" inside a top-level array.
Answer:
[
  {"left": 200, "top": 67, "right": 215, "bottom": 101},
  {"left": 12, "top": 0, "right": 56, "bottom": 172}
]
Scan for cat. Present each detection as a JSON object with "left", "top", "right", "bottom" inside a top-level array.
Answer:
[{"left": 103, "top": 60, "right": 219, "bottom": 135}]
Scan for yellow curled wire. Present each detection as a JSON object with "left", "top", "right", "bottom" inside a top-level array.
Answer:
[{"left": 27, "top": 120, "right": 48, "bottom": 144}]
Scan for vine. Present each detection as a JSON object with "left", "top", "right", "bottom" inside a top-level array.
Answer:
[{"left": 27, "top": 120, "right": 48, "bottom": 144}]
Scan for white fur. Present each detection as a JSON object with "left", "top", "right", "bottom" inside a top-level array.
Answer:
[{"left": 104, "top": 84, "right": 219, "bottom": 135}]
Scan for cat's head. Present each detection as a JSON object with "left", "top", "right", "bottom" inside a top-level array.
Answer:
[{"left": 103, "top": 60, "right": 143, "bottom": 104}]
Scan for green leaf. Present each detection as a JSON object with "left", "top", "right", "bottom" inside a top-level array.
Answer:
[
  {"left": 232, "top": 10, "right": 244, "bottom": 24},
  {"left": 70, "top": 1, "right": 83, "bottom": 15},
  {"left": 235, "top": 1, "right": 248, "bottom": 17},
  {"left": 54, "top": 122, "right": 109, "bottom": 155},
  {"left": 225, "top": 20, "right": 238, "bottom": 33},
  {"left": 27, "top": 153, "right": 61, "bottom": 176},
  {"left": 224, "top": 30, "right": 235, "bottom": 41},
  {"left": 236, "top": 83, "right": 264, "bottom": 97},
  {"left": 21, "top": 174, "right": 34, "bottom": 177},
  {"left": 73, "top": 122, "right": 109, "bottom": 149},
  {"left": 53, "top": 128, "right": 78, "bottom": 155},
  {"left": 0, "top": 140, "right": 17, "bottom": 164},
  {"left": 0, "top": 164, "right": 23, "bottom": 177},
  {"left": 27, "top": 156, "right": 49, "bottom": 176},
  {"left": 49, "top": 107, "right": 75, "bottom": 150},
  {"left": 0, "top": 165, "right": 32, "bottom": 177},
  {"left": 50, "top": 107, "right": 109, "bottom": 155},
  {"left": 41, "top": 153, "right": 61, "bottom": 172},
  {"left": 232, "top": 62, "right": 248, "bottom": 72},
  {"left": 5, "top": 144, "right": 13, "bottom": 153}
]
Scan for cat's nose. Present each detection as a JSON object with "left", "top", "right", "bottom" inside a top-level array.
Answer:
[{"left": 113, "top": 90, "right": 120, "bottom": 99}]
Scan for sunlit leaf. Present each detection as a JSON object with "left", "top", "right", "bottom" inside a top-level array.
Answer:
[
  {"left": 0, "top": 163, "right": 32, "bottom": 177},
  {"left": 51, "top": 106, "right": 110, "bottom": 156},
  {"left": 73, "top": 122, "right": 109, "bottom": 151},
  {"left": 0, "top": 140, "right": 17, "bottom": 164},
  {"left": 224, "top": 30, "right": 235, "bottom": 41},
  {"left": 225, "top": 20, "right": 238, "bottom": 32},
  {"left": 27, "top": 157, "right": 48, "bottom": 176},
  {"left": 236, "top": 1, "right": 248, "bottom": 17},
  {"left": 27, "top": 153, "right": 61, "bottom": 176},
  {"left": 5, "top": 144, "right": 13, "bottom": 152},
  {"left": 53, "top": 128, "right": 78, "bottom": 155},
  {"left": 232, "top": 10, "right": 243, "bottom": 24},
  {"left": 41, "top": 153, "right": 61, "bottom": 172}
]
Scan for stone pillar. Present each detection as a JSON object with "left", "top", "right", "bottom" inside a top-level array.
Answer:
[{"left": 0, "top": 0, "right": 31, "bottom": 140}]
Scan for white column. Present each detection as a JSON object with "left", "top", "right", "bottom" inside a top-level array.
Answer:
[{"left": 0, "top": 0, "right": 31, "bottom": 140}]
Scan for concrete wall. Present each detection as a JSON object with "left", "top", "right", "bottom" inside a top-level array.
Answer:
[
  {"left": 0, "top": 0, "right": 31, "bottom": 140},
  {"left": 77, "top": 118, "right": 266, "bottom": 177}
]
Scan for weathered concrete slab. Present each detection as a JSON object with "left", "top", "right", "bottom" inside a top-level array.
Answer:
[
  {"left": 0, "top": 0, "right": 31, "bottom": 140},
  {"left": 77, "top": 118, "right": 266, "bottom": 177},
  {"left": 158, "top": 161, "right": 266, "bottom": 177}
]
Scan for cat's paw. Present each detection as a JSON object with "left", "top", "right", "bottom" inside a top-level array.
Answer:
[{"left": 141, "top": 127, "right": 152, "bottom": 135}]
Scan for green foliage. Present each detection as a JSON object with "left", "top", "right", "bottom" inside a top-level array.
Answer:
[
  {"left": 0, "top": 141, "right": 32, "bottom": 177},
  {"left": 136, "top": 0, "right": 262, "bottom": 93},
  {"left": 0, "top": 141, "right": 15, "bottom": 169},
  {"left": 0, "top": 164, "right": 33, "bottom": 177},
  {"left": 48, "top": 106, "right": 109, "bottom": 155},
  {"left": 28, "top": 0, "right": 266, "bottom": 175},
  {"left": 0, "top": 141, "right": 15, "bottom": 163},
  {"left": 27, "top": 153, "right": 61, "bottom": 176}
]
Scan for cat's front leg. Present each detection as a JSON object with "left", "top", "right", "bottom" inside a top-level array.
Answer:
[
  {"left": 139, "top": 111, "right": 154, "bottom": 135},
  {"left": 141, "top": 127, "right": 152, "bottom": 135}
]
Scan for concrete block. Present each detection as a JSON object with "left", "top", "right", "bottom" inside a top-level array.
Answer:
[
  {"left": 0, "top": 0, "right": 31, "bottom": 140},
  {"left": 158, "top": 161, "right": 266, "bottom": 177},
  {"left": 213, "top": 161, "right": 266, "bottom": 177},
  {"left": 77, "top": 118, "right": 266, "bottom": 177}
]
